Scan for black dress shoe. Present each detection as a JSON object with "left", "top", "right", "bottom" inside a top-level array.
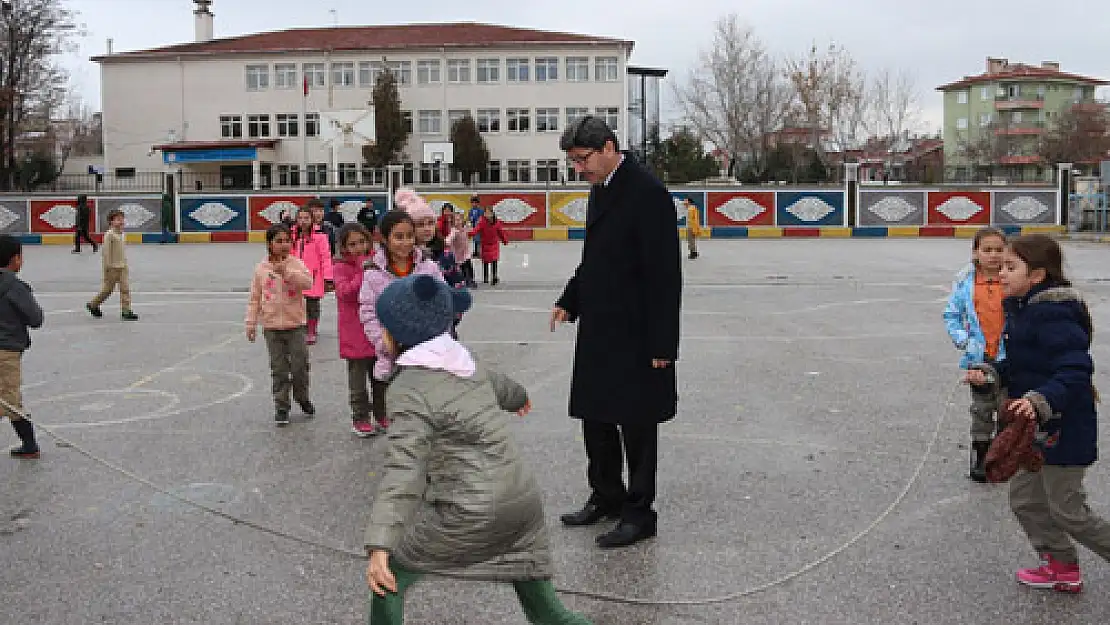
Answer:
[
  {"left": 596, "top": 521, "right": 656, "bottom": 549},
  {"left": 560, "top": 502, "right": 619, "bottom": 527}
]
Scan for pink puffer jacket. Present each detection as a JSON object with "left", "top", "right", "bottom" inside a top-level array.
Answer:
[
  {"left": 358, "top": 247, "right": 443, "bottom": 380},
  {"left": 333, "top": 254, "right": 375, "bottom": 360}
]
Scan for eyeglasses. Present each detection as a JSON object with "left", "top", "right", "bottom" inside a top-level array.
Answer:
[{"left": 568, "top": 150, "right": 597, "bottom": 165}]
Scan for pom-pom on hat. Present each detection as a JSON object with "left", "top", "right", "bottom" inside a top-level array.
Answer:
[
  {"left": 393, "top": 187, "right": 435, "bottom": 221},
  {"left": 376, "top": 274, "right": 472, "bottom": 348}
]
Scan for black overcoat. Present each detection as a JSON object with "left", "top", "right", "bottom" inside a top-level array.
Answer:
[{"left": 556, "top": 155, "right": 683, "bottom": 426}]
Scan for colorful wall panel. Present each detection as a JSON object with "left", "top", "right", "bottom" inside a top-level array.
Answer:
[
  {"left": 30, "top": 198, "right": 96, "bottom": 234},
  {"left": 857, "top": 190, "right": 926, "bottom": 226},
  {"left": 927, "top": 191, "right": 991, "bottom": 226},
  {"left": 671, "top": 191, "right": 705, "bottom": 227},
  {"left": 706, "top": 192, "right": 775, "bottom": 227},
  {"left": 248, "top": 195, "right": 314, "bottom": 230},
  {"left": 482, "top": 192, "right": 547, "bottom": 229},
  {"left": 992, "top": 190, "right": 1057, "bottom": 225},
  {"left": 0, "top": 199, "right": 28, "bottom": 235},
  {"left": 776, "top": 191, "right": 846, "bottom": 227},
  {"left": 179, "top": 196, "right": 248, "bottom": 232},
  {"left": 96, "top": 196, "right": 163, "bottom": 233},
  {"left": 423, "top": 193, "right": 475, "bottom": 217},
  {"left": 549, "top": 191, "right": 589, "bottom": 227},
  {"left": 323, "top": 194, "right": 388, "bottom": 225}
]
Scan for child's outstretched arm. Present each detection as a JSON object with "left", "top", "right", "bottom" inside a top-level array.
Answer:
[
  {"left": 488, "top": 370, "right": 530, "bottom": 414},
  {"left": 244, "top": 271, "right": 262, "bottom": 342}
]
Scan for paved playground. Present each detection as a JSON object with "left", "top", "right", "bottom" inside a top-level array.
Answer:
[{"left": 2, "top": 238, "right": 1109, "bottom": 625}]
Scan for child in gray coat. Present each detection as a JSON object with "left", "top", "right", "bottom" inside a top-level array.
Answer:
[{"left": 364, "top": 274, "right": 590, "bottom": 625}]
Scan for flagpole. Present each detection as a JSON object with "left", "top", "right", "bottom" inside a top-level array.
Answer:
[{"left": 301, "top": 75, "right": 309, "bottom": 188}]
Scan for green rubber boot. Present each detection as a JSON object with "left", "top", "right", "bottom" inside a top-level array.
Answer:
[{"left": 513, "top": 579, "right": 594, "bottom": 625}]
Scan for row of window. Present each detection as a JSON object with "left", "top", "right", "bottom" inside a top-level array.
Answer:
[
  {"left": 218, "top": 107, "right": 620, "bottom": 139},
  {"left": 953, "top": 84, "right": 1089, "bottom": 104},
  {"left": 273, "top": 159, "right": 585, "bottom": 186},
  {"left": 245, "top": 56, "right": 621, "bottom": 91},
  {"left": 953, "top": 109, "right": 1060, "bottom": 130}
]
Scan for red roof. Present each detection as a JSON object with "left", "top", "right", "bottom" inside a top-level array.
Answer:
[
  {"left": 937, "top": 64, "right": 1108, "bottom": 91},
  {"left": 94, "top": 22, "right": 632, "bottom": 62},
  {"left": 153, "top": 140, "right": 279, "bottom": 151}
]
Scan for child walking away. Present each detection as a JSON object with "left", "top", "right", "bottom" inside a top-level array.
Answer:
[
  {"left": 448, "top": 212, "right": 477, "bottom": 288},
  {"left": 473, "top": 205, "right": 508, "bottom": 286},
  {"left": 0, "top": 235, "right": 44, "bottom": 458},
  {"left": 364, "top": 274, "right": 592, "bottom": 625},
  {"left": 246, "top": 224, "right": 316, "bottom": 426},
  {"left": 684, "top": 197, "right": 701, "bottom": 260},
  {"left": 358, "top": 211, "right": 444, "bottom": 386},
  {"left": 292, "top": 204, "right": 333, "bottom": 345},
  {"left": 87, "top": 209, "right": 138, "bottom": 321},
  {"left": 966, "top": 234, "right": 1110, "bottom": 593},
  {"left": 944, "top": 227, "right": 1006, "bottom": 482},
  {"left": 333, "top": 223, "right": 388, "bottom": 437},
  {"left": 73, "top": 194, "right": 97, "bottom": 253}
]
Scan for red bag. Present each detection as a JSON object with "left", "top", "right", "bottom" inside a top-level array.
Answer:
[{"left": 984, "top": 399, "right": 1045, "bottom": 483}]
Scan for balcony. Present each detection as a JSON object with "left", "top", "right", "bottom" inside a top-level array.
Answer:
[
  {"left": 997, "top": 155, "right": 1042, "bottom": 165},
  {"left": 994, "top": 122, "right": 1046, "bottom": 135},
  {"left": 995, "top": 95, "right": 1045, "bottom": 110}
]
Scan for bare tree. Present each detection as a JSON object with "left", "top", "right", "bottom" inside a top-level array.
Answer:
[
  {"left": 785, "top": 42, "right": 866, "bottom": 162},
  {"left": 867, "top": 68, "right": 923, "bottom": 173},
  {"left": 673, "top": 14, "right": 790, "bottom": 178},
  {"left": 1038, "top": 104, "right": 1110, "bottom": 170}
]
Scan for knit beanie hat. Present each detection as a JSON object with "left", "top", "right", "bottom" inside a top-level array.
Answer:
[
  {"left": 376, "top": 274, "right": 472, "bottom": 348},
  {"left": 394, "top": 187, "right": 435, "bottom": 221}
]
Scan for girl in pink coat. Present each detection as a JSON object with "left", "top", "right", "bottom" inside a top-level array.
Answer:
[
  {"left": 291, "top": 205, "right": 334, "bottom": 345},
  {"left": 333, "top": 223, "right": 388, "bottom": 437},
  {"left": 358, "top": 210, "right": 444, "bottom": 387},
  {"left": 472, "top": 206, "right": 509, "bottom": 286}
]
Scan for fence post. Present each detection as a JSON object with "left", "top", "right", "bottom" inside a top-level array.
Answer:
[
  {"left": 844, "top": 162, "right": 859, "bottom": 228},
  {"left": 1057, "top": 162, "right": 1073, "bottom": 230}
]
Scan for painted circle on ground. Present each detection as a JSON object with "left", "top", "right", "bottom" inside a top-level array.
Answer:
[{"left": 26, "top": 388, "right": 180, "bottom": 426}]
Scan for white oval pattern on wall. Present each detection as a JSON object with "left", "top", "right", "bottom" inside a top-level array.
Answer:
[
  {"left": 189, "top": 202, "right": 238, "bottom": 228},
  {"left": 715, "top": 197, "right": 765, "bottom": 223},
  {"left": 40, "top": 204, "right": 77, "bottom": 229},
  {"left": 0, "top": 206, "right": 18, "bottom": 230},
  {"left": 935, "top": 197, "right": 983, "bottom": 221},
  {"left": 492, "top": 198, "right": 536, "bottom": 224},
  {"left": 258, "top": 200, "right": 299, "bottom": 225},
  {"left": 1000, "top": 196, "right": 1049, "bottom": 221},
  {"left": 867, "top": 196, "right": 917, "bottom": 222},
  {"left": 116, "top": 203, "right": 156, "bottom": 228},
  {"left": 559, "top": 198, "right": 588, "bottom": 223},
  {"left": 338, "top": 200, "right": 364, "bottom": 223},
  {"left": 785, "top": 196, "right": 835, "bottom": 222}
]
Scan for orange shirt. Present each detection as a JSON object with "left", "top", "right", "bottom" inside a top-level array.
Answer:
[
  {"left": 973, "top": 274, "right": 1005, "bottom": 359},
  {"left": 389, "top": 259, "right": 414, "bottom": 278}
]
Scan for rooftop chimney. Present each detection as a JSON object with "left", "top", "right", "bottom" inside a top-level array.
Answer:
[
  {"left": 986, "top": 57, "right": 1008, "bottom": 74},
  {"left": 194, "top": 0, "right": 214, "bottom": 42},
  {"left": 1042, "top": 61, "right": 1060, "bottom": 71}
]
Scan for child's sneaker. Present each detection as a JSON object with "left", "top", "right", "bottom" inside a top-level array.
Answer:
[
  {"left": 274, "top": 410, "right": 290, "bottom": 426},
  {"left": 1016, "top": 554, "right": 1083, "bottom": 593},
  {"left": 352, "top": 420, "right": 378, "bottom": 438},
  {"left": 121, "top": 310, "right": 139, "bottom": 321},
  {"left": 298, "top": 400, "right": 316, "bottom": 417},
  {"left": 86, "top": 303, "right": 103, "bottom": 318},
  {"left": 375, "top": 416, "right": 391, "bottom": 431},
  {"left": 9, "top": 443, "right": 40, "bottom": 459}
]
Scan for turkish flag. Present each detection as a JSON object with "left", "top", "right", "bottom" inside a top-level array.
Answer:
[{"left": 303, "top": 75, "right": 309, "bottom": 97}]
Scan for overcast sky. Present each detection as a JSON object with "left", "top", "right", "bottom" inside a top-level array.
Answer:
[{"left": 62, "top": 0, "right": 1110, "bottom": 134}]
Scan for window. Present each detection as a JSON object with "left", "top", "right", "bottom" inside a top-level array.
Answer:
[
  {"left": 477, "top": 58, "right": 500, "bottom": 83},
  {"left": 566, "top": 57, "right": 589, "bottom": 82},
  {"left": 536, "top": 108, "right": 559, "bottom": 132},
  {"left": 566, "top": 165, "right": 586, "bottom": 182},
  {"left": 1073, "top": 87, "right": 1084, "bottom": 101},
  {"left": 331, "top": 62, "right": 355, "bottom": 87},
  {"left": 386, "top": 60, "right": 412, "bottom": 85},
  {"left": 978, "top": 113, "right": 992, "bottom": 127},
  {"left": 537, "top": 159, "right": 559, "bottom": 182},
  {"left": 956, "top": 117, "right": 968, "bottom": 130},
  {"left": 277, "top": 164, "right": 301, "bottom": 187},
  {"left": 981, "top": 86, "right": 990, "bottom": 101},
  {"left": 476, "top": 108, "right": 500, "bottom": 133},
  {"left": 359, "top": 61, "right": 381, "bottom": 87},
  {"left": 402, "top": 162, "right": 415, "bottom": 185},
  {"left": 420, "top": 162, "right": 444, "bottom": 184},
  {"left": 1007, "top": 85, "right": 1019, "bottom": 98},
  {"left": 401, "top": 111, "right": 413, "bottom": 133},
  {"left": 566, "top": 107, "right": 588, "bottom": 125},
  {"left": 303, "top": 63, "right": 326, "bottom": 88},
  {"left": 276, "top": 113, "right": 299, "bottom": 137},
  {"left": 507, "top": 108, "right": 530, "bottom": 133},
  {"left": 418, "top": 110, "right": 443, "bottom": 135},
  {"left": 535, "top": 57, "right": 558, "bottom": 82},
  {"left": 448, "top": 109, "right": 469, "bottom": 129},
  {"left": 506, "top": 159, "right": 531, "bottom": 183},
  {"left": 275, "top": 63, "right": 297, "bottom": 89},
  {"left": 247, "top": 114, "right": 271, "bottom": 138},
  {"left": 360, "top": 164, "right": 385, "bottom": 186},
  {"left": 246, "top": 64, "right": 269, "bottom": 90},
  {"left": 956, "top": 91, "right": 968, "bottom": 104},
  {"left": 594, "top": 56, "right": 619, "bottom": 82},
  {"left": 596, "top": 106, "right": 619, "bottom": 132},
  {"left": 220, "top": 114, "right": 243, "bottom": 139},
  {"left": 448, "top": 59, "right": 471, "bottom": 83},
  {"left": 507, "top": 58, "right": 529, "bottom": 82},
  {"left": 417, "top": 59, "right": 441, "bottom": 84},
  {"left": 115, "top": 167, "right": 136, "bottom": 179},
  {"left": 485, "top": 160, "right": 502, "bottom": 183},
  {"left": 338, "top": 163, "right": 359, "bottom": 186},
  {"left": 305, "top": 113, "right": 320, "bottom": 137},
  {"left": 306, "top": 164, "right": 327, "bottom": 186},
  {"left": 1037, "top": 85, "right": 1046, "bottom": 97},
  {"left": 1012, "top": 111, "right": 1023, "bottom": 124}
]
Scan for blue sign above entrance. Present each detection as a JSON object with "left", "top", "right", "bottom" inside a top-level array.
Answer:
[{"left": 163, "top": 147, "right": 258, "bottom": 164}]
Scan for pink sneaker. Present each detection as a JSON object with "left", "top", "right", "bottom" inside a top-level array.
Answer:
[
  {"left": 352, "top": 420, "right": 378, "bottom": 438},
  {"left": 375, "top": 416, "right": 391, "bottom": 431},
  {"left": 1016, "top": 554, "right": 1083, "bottom": 593}
]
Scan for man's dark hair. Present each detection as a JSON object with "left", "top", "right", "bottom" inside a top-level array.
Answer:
[
  {"left": 560, "top": 115, "right": 619, "bottom": 152},
  {"left": 329, "top": 198, "right": 341, "bottom": 209},
  {"left": 0, "top": 234, "right": 22, "bottom": 267},
  {"left": 306, "top": 198, "right": 325, "bottom": 210}
]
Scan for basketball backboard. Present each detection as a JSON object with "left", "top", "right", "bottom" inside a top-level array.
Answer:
[{"left": 422, "top": 141, "right": 454, "bottom": 165}]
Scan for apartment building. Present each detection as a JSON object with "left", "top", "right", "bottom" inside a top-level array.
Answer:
[
  {"left": 937, "top": 57, "right": 1107, "bottom": 182},
  {"left": 92, "top": 1, "right": 637, "bottom": 190}
]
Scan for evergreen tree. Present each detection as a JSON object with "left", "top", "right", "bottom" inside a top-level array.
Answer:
[
  {"left": 448, "top": 115, "right": 489, "bottom": 186},
  {"left": 658, "top": 127, "right": 719, "bottom": 183},
  {"left": 363, "top": 69, "right": 409, "bottom": 168}
]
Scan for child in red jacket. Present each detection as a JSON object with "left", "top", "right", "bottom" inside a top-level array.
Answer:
[{"left": 472, "top": 206, "right": 508, "bottom": 286}]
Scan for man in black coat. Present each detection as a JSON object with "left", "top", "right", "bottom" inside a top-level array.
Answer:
[
  {"left": 551, "top": 116, "right": 682, "bottom": 549},
  {"left": 73, "top": 194, "right": 97, "bottom": 253}
]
